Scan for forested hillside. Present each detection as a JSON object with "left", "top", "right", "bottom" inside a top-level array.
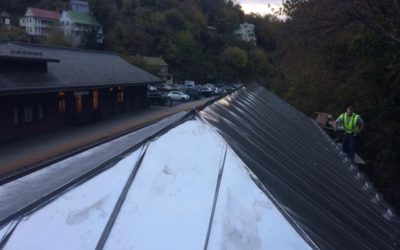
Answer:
[{"left": 88, "top": 0, "right": 279, "bottom": 83}]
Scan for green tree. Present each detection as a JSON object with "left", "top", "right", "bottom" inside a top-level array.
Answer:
[
  {"left": 45, "top": 28, "right": 71, "bottom": 47},
  {"left": 219, "top": 46, "right": 248, "bottom": 81},
  {"left": 0, "top": 25, "right": 30, "bottom": 42}
]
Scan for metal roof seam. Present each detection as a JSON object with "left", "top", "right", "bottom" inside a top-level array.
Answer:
[
  {"left": 96, "top": 143, "right": 150, "bottom": 250},
  {"left": 0, "top": 216, "right": 22, "bottom": 248},
  {"left": 203, "top": 145, "right": 228, "bottom": 250}
]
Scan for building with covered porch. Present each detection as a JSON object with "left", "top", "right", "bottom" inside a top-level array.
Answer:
[{"left": 0, "top": 41, "right": 160, "bottom": 143}]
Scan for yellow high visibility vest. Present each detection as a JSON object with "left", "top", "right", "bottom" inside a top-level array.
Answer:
[{"left": 339, "top": 113, "right": 360, "bottom": 134}]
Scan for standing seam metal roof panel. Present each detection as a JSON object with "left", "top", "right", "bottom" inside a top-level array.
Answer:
[{"left": 201, "top": 84, "right": 400, "bottom": 249}]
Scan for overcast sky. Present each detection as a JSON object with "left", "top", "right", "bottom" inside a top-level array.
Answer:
[{"left": 236, "top": 0, "right": 283, "bottom": 15}]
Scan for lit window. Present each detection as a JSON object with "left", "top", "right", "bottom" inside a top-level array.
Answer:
[
  {"left": 75, "top": 95, "right": 83, "bottom": 112},
  {"left": 58, "top": 92, "right": 66, "bottom": 113},
  {"left": 24, "top": 106, "right": 33, "bottom": 123},
  {"left": 58, "top": 99, "right": 66, "bottom": 113},
  {"left": 93, "top": 90, "right": 99, "bottom": 110},
  {"left": 13, "top": 106, "right": 19, "bottom": 125},
  {"left": 117, "top": 88, "right": 124, "bottom": 103}
]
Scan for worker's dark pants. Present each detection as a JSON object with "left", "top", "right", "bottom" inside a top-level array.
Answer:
[{"left": 343, "top": 133, "right": 355, "bottom": 160}]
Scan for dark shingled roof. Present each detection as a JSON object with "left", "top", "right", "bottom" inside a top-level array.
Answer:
[
  {"left": 0, "top": 42, "right": 59, "bottom": 62},
  {"left": 0, "top": 41, "right": 161, "bottom": 96},
  {"left": 0, "top": 10, "right": 10, "bottom": 18}
]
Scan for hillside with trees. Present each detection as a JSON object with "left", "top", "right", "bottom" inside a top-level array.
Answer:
[{"left": 87, "top": 0, "right": 276, "bottom": 83}]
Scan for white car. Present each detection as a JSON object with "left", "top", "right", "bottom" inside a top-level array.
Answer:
[{"left": 167, "top": 91, "right": 190, "bottom": 101}]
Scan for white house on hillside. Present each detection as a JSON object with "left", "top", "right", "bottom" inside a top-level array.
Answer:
[
  {"left": 234, "top": 22, "right": 257, "bottom": 44},
  {"left": 60, "top": 10, "right": 103, "bottom": 45},
  {"left": 19, "top": 7, "right": 60, "bottom": 36},
  {"left": 0, "top": 10, "right": 10, "bottom": 27}
]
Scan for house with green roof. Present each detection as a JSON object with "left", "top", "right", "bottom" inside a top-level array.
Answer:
[
  {"left": 60, "top": 10, "right": 103, "bottom": 45},
  {"left": 142, "top": 56, "right": 173, "bottom": 84}
]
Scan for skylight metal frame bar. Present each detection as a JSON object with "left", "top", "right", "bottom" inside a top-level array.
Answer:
[
  {"left": 203, "top": 145, "right": 228, "bottom": 250},
  {"left": 95, "top": 142, "right": 150, "bottom": 250}
]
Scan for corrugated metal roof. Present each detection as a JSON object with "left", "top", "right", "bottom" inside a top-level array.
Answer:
[
  {"left": 0, "top": 84, "right": 398, "bottom": 249},
  {"left": 201, "top": 84, "right": 400, "bottom": 249}
]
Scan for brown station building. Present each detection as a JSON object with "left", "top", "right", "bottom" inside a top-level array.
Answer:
[{"left": 0, "top": 41, "right": 161, "bottom": 143}]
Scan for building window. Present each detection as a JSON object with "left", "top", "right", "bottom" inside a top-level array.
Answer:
[
  {"left": 38, "top": 105, "right": 44, "bottom": 120},
  {"left": 93, "top": 90, "right": 99, "bottom": 110},
  {"left": 75, "top": 95, "right": 83, "bottom": 112},
  {"left": 58, "top": 92, "right": 66, "bottom": 113},
  {"left": 13, "top": 106, "right": 19, "bottom": 125},
  {"left": 24, "top": 106, "right": 33, "bottom": 123},
  {"left": 117, "top": 87, "right": 124, "bottom": 103}
]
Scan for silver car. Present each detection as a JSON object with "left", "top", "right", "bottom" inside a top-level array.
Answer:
[{"left": 167, "top": 91, "right": 190, "bottom": 101}]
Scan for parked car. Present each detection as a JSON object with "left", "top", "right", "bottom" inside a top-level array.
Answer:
[
  {"left": 199, "top": 87, "right": 213, "bottom": 97},
  {"left": 184, "top": 80, "right": 196, "bottom": 87},
  {"left": 218, "top": 86, "right": 236, "bottom": 94},
  {"left": 202, "top": 84, "right": 217, "bottom": 95},
  {"left": 147, "top": 91, "right": 168, "bottom": 106},
  {"left": 183, "top": 87, "right": 201, "bottom": 100},
  {"left": 167, "top": 91, "right": 190, "bottom": 101},
  {"left": 158, "top": 84, "right": 173, "bottom": 91}
]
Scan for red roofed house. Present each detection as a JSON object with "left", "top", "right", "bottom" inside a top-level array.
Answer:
[{"left": 19, "top": 7, "right": 60, "bottom": 36}]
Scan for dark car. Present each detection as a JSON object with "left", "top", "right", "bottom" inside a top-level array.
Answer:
[
  {"left": 183, "top": 87, "right": 201, "bottom": 100},
  {"left": 147, "top": 91, "right": 168, "bottom": 106},
  {"left": 218, "top": 86, "right": 236, "bottom": 95},
  {"left": 199, "top": 87, "right": 213, "bottom": 97}
]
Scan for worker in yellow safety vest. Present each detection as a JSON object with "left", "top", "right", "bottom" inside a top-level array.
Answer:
[{"left": 333, "top": 106, "right": 364, "bottom": 161}]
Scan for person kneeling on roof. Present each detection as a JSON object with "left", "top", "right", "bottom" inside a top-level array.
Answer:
[{"left": 333, "top": 106, "right": 364, "bottom": 162}]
